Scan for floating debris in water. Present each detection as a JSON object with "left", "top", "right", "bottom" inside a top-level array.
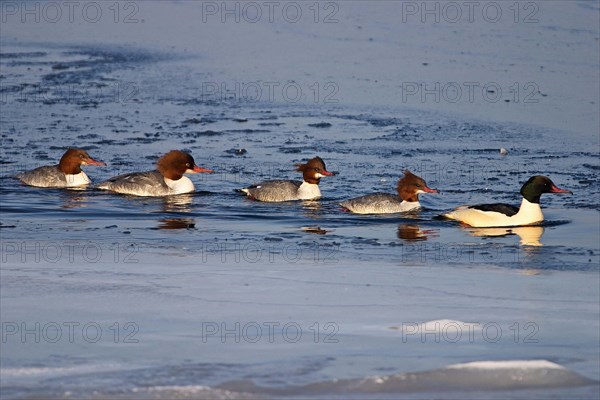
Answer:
[
  {"left": 500, "top": 148, "right": 509, "bottom": 155},
  {"left": 225, "top": 148, "right": 247, "bottom": 155},
  {"left": 302, "top": 226, "right": 331, "bottom": 235}
]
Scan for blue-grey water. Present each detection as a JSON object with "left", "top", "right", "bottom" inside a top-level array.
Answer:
[{"left": 1, "top": 2, "right": 599, "bottom": 399}]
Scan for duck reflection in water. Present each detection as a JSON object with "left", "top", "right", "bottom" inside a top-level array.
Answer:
[
  {"left": 157, "top": 218, "right": 196, "bottom": 230},
  {"left": 59, "top": 194, "right": 86, "bottom": 209},
  {"left": 58, "top": 188, "right": 91, "bottom": 209},
  {"left": 302, "top": 199, "right": 323, "bottom": 218},
  {"left": 162, "top": 194, "right": 194, "bottom": 212},
  {"left": 158, "top": 194, "right": 195, "bottom": 230},
  {"left": 467, "top": 226, "right": 545, "bottom": 246},
  {"left": 397, "top": 224, "right": 438, "bottom": 242}
]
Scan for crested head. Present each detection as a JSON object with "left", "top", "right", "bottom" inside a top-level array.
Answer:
[
  {"left": 520, "top": 175, "right": 572, "bottom": 204},
  {"left": 157, "top": 150, "right": 198, "bottom": 180},
  {"left": 397, "top": 170, "right": 438, "bottom": 202},
  {"left": 58, "top": 148, "right": 106, "bottom": 174},
  {"left": 295, "top": 156, "right": 334, "bottom": 185}
]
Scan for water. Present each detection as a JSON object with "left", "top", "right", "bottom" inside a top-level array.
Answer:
[{"left": 1, "top": 2, "right": 599, "bottom": 399}]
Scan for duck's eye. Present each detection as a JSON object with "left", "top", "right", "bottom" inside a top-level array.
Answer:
[
  {"left": 79, "top": 154, "right": 84, "bottom": 159},
  {"left": 186, "top": 163, "right": 191, "bottom": 168}
]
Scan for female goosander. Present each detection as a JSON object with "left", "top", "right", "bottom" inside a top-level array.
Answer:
[
  {"left": 442, "top": 175, "right": 571, "bottom": 227},
  {"left": 340, "top": 170, "right": 438, "bottom": 214},
  {"left": 17, "top": 148, "right": 106, "bottom": 188},
  {"left": 240, "top": 156, "right": 334, "bottom": 202},
  {"left": 97, "top": 150, "right": 212, "bottom": 197}
]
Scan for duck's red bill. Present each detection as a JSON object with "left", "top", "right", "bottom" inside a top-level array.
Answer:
[
  {"left": 193, "top": 165, "right": 213, "bottom": 173},
  {"left": 322, "top": 170, "right": 335, "bottom": 176},
  {"left": 550, "top": 185, "right": 572, "bottom": 194},
  {"left": 424, "top": 187, "right": 439, "bottom": 193},
  {"left": 87, "top": 159, "right": 106, "bottom": 166}
]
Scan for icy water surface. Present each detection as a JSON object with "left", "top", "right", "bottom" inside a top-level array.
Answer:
[{"left": 1, "top": 2, "right": 599, "bottom": 399}]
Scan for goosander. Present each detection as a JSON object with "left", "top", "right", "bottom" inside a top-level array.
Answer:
[
  {"left": 17, "top": 148, "right": 106, "bottom": 188},
  {"left": 240, "top": 156, "right": 334, "bottom": 202},
  {"left": 97, "top": 150, "right": 212, "bottom": 197},
  {"left": 467, "top": 226, "right": 545, "bottom": 246},
  {"left": 442, "top": 175, "right": 571, "bottom": 227},
  {"left": 397, "top": 224, "right": 437, "bottom": 241},
  {"left": 340, "top": 170, "right": 438, "bottom": 214}
]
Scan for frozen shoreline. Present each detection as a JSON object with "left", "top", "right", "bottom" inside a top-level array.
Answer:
[{"left": 2, "top": 252, "right": 599, "bottom": 397}]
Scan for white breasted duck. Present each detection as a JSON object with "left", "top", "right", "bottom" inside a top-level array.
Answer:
[
  {"left": 443, "top": 175, "right": 571, "bottom": 227},
  {"left": 17, "top": 148, "right": 106, "bottom": 188},
  {"left": 340, "top": 170, "right": 438, "bottom": 214},
  {"left": 97, "top": 150, "right": 213, "bottom": 197},
  {"left": 240, "top": 156, "right": 335, "bottom": 202}
]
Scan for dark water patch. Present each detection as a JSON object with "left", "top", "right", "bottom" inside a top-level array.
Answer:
[
  {"left": 583, "top": 163, "right": 600, "bottom": 171},
  {"left": 185, "top": 130, "right": 222, "bottom": 137},
  {"left": 41, "top": 46, "right": 161, "bottom": 86},
  {"left": 3, "top": 60, "right": 59, "bottom": 68},
  {"left": 0, "top": 51, "right": 47, "bottom": 59},
  {"left": 76, "top": 133, "right": 102, "bottom": 140},
  {"left": 173, "top": 98, "right": 227, "bottom": 107},
  {"left": 254, "top": 115, "right": 278, "bottom": 120},
  {"left": 264, "top": 236, "right": 284, "bottom": 242},
  {"left": 0, "top": 82, "right": 36, "bottom": 94},
  {"left": 364, "top": 117, "right": 407, "bottom": 127},
  {"left": 308, "top": 122, "right": 332, "bottom": 128},
  {"left": 376, "top": 125, "right": 421, "bottom": 140},
  {"left": 125, "top": 137, "right": 161, "bottom": 144},
  {"left": 95, "top": 139, "right": 129, "bottom": 146},
  {"left": 224, "top": 129, "right": 270, "bottom": 134},
  {"left": 31, "top": 151, "right": 50, "bottom": 159},
  {"left": 279, "top": 147, "right": 303, "bottom": 154},
  {"left": 182, "top": 117, "right": 206, "bottom": 125},
  {"left": 542, "top": 219, "right": 573, "bottom": 227},
  {"left": 529, "top": 154, "right": 572, "bottom": 160},
  {"left": 570, "top": 202, "right": 600, "bottom": 210}
]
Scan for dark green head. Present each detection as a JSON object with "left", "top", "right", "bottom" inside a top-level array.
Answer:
[{"left": 520, "top": 175, "right": 572, "bottom": 203}]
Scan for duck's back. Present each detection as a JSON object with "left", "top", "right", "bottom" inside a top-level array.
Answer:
[
  {"left": 341, "top": 193, "right": 418, "bottom": 214},
  {"left": 18, "top": 165, "right": 90, "bottom": 188},
  {"left": 98, "top": 170, "right": 170, "bottom": 196},
  {"left": 243, "top": 180, "right": 302, "bottom": 202}
]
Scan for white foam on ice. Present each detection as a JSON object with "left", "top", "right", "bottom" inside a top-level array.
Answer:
[{"left": 446, "top": 360, "right": 567, "bottom": 370}]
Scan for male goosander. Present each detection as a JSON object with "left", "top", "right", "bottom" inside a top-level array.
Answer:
[
  {"left": 240, "top": 156, "right": 334, "bottom": 202},
  {"left": 442, "top": 175, "right": 571, "bottom": 227},
  {"left": 97, "top": 150, "right": 212, "bottom": 197},
  {"left": 17, "top": 148, "right": 106, "bottom": 188},
  {"left": 467, "top": 226, "right": 545, "bottom": 246},
  {"left": 340, "top": 170, "right": 438, "bottom": 214}
]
